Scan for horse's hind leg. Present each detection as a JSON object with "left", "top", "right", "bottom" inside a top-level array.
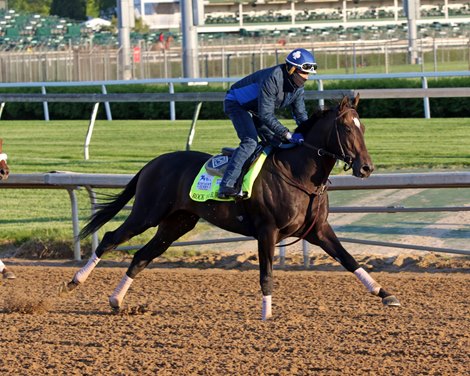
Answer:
[
  {"left": 306, "top": 222, "right": 400, "bottom": 307},
  {"left": 109, "top": 211, "right": 199, "bottom": 311},
  {"left": 59, "top": 212, "right": 156, "bottom": 296}
]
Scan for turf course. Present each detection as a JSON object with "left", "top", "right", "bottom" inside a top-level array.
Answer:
[{"left": 0, "top": 118, "right": 469, "bottom": 252}]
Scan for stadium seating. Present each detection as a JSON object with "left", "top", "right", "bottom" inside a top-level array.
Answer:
[{"left": 0, "top": 3, "right": 469, "bottom": 51}]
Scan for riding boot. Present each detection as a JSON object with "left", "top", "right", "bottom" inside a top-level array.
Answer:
[{"left": 218, "top": 152, "right": 244, "bottom": 198}]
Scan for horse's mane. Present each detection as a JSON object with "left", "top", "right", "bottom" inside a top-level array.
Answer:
[{"left": 294, "top": 104, "right": 337, "bottom": 136}]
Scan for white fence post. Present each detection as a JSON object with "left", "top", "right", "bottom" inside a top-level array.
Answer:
[
  {"left": 279, "top": 239, "right": 286, "bottom": 267},
  {"left": 302, "top": 240, "right": 310, "bottom": 268},
  {"left": 66, "top": 188, "right": 81, "bottom": 261},
  {"left": 422, "top": 77, "right": 431, "bottom": 119},
  {"left": 41, "top": 86, "right": 50, "bottom": 121}
]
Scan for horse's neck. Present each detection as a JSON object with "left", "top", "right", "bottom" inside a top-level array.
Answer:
[
  {"left": 304, "top": 112, "right": 337, "bottom": 179},
  {"left": 272, "top": 113, "right": 337, "bottom": 187},
  {"left": 272, "top": 144, "right": 334, "bottom": 189}
]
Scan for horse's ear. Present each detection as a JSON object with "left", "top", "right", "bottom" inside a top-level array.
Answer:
[
  {"left": 353, "top": 93, "right": 360, "bottom": 109},
  {"left": 340, "top": 95, "right": 349, "bottom": 110}
]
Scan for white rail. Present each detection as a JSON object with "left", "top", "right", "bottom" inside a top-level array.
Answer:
[{"left": 1, "top": 171, "right": 469, "bottom": 261}]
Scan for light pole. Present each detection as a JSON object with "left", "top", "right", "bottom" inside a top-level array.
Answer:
[
  {"left": 404, "top": 0, "right": 420, "bottom": 64},
  {"left": 181, "top": 0, "right": 200, "bottom": 78},
  {"left": 117, "top": 0, "right": 134, "bottom": 80}
]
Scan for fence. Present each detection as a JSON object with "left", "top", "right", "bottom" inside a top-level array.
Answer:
[
  {"left": 0, "top": 37, "right": 469, "bottom": 82},
  {"left": 1, "top": 71, "right": 469, "bottom": 159},
  {"left": 1, "top": 171, "right": 469, "bottom": 261}
]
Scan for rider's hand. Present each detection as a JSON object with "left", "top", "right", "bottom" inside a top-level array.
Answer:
[{"left": 287, "top": 132, "right": 304, "bottom": 145}]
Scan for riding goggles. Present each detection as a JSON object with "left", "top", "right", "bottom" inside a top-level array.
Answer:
[
  {"left": 286, "top": 59, "right": 318, "bottom": 74},
  {"left": 298, "top": 62, "right": 317, "bottom": 73}
]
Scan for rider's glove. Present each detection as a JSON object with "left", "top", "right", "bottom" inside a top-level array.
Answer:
[{"left": 285, "top": 132, "right": 304, "bottom": 145}]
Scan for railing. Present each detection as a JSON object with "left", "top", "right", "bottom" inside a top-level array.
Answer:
[
  {"left": 1, "top": 71, "right": 469, "bottom": 159},
  {"left": 1, "top": 171, "right": 469, "bottom": 261},
  {"left": 1, "top": 70, "right": 469, "bottom": 121}
]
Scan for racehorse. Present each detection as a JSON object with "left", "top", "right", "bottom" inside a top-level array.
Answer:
[
  {"left": 60, "top": 94, "right": 400, "bottom": 320},
  {"left": 0, "top": 139, "right": 10, "bottom": 181},
  {"left": 0, "top": 138, "right": 16, "bottom": 279}
]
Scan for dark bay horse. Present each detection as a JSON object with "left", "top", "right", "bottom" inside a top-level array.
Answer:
[
  {"left": 0, "top": 139, "right": 10, "bottom": 181},
  {"left": 0, "top": 138, "right": 16, "bottom": 279},
  {"left": 60, "top": 95, "right": 400, "bottom": 320}
]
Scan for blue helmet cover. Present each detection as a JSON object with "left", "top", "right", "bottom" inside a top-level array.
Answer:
[{"left": 285, "top": 48, "right": 317, "bottom": 74}]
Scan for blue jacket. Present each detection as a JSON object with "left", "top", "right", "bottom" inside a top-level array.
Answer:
[{"left": 225, "top": 64, "right": 308, "bottom": 140}]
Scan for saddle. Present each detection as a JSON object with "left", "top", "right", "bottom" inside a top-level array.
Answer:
[
  {"left": 204, "top": 147, "right": 236, "bottom": 177},
  {"left": 204, "top": 145, "right": 265, "bottom": 180}
]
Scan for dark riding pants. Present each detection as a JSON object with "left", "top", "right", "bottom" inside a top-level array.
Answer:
[{"left": 220, "top": 100, "right": 258, "bottom": 189}]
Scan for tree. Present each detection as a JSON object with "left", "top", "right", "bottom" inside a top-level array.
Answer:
[
  {"left": 86, "top": 0, "right": 100, "bottom": 19},
  {"left": 50, "top": 0, "right": 87, "bottom": 21},
  {"left": 8, "top": 0, "right": 51, "bottom": 15}
]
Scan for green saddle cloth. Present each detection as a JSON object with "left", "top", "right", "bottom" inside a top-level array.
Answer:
[{"left": 189, "top": 149, "right": 269, "bottom": 202}]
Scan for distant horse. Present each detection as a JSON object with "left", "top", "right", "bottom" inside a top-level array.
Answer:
[
  {"left": 0, "top": 139, "right": 9, "bottom": 181},
  {"left": 60, "top": 95, "right": 400, "bottom": 320},
  {"left": 0, "top": 139, "right": 15, "bottom": 279}
]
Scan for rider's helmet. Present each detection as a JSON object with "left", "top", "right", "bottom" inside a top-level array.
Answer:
[{"left": 285, "top": 48, "right": 317, "bottom": 75}]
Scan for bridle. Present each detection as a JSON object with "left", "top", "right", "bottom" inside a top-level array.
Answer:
[
  {"left": 301, "top": 106, "right": 357, "bottom": 171},
  {"left": 273, "top": 106, "right": 358, "bottom": 247}
]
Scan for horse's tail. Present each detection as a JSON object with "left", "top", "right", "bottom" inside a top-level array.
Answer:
[{"left": 79, "top": 171, "right": 141, "bottom": 239}]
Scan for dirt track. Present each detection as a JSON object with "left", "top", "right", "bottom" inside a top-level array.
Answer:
[{"left": 1, "top": 261, "right": 469, "bottom": 375}]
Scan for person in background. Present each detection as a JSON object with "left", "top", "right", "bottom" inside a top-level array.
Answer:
[{"left": 218, "top": 48, "right": 318, "bottom": 198}]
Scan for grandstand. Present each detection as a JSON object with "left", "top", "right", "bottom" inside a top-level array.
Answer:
[
  {"left": 137, "top": 0, "right": 470, "bottom": 32},
  {"left": 0, "top": 1, "right": 468, "bottom": 52}
]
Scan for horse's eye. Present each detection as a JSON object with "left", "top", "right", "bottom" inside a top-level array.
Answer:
[{"left": 343, "top": 125, "right": 352, "bottom": 134}]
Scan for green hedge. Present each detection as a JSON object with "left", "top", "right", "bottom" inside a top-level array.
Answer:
[{"left": 1, "top": 77, "right": 469, "bottom": 120}]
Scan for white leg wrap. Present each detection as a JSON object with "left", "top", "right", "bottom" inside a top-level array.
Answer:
[
  {"left": 109, "top": 275, "right": 134, "bottom": 308},
  {"left": 0, "top": 260, "right": 5, "bottom": 273},
  {"left": 73, "top": 253, "right": 100, "bottom": 284},
  {"left": 262, "top": 295, "right": 272, "bottom": 321},
  {"left": 354, "top": 267, "right": 381, "bottom": 295}
]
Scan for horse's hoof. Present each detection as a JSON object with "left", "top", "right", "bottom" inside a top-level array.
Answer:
[
  {"left": 58, "top": 281, "right": 78, "bottom": 297},
  {"left": 110, "top": 306, "right": 121, "bottom": 315},
  {"left": 109, "top": 296, "right": 121, "bottom": 310},
  {"left": 382, "top": 295, "right": 401, "bottom": 307}
]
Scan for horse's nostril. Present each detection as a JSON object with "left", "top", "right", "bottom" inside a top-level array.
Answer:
[{"left": 361, "top": 165, "right": 372, "bottom": 174}]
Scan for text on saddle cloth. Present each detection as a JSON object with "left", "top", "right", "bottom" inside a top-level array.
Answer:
[{"left": 189, "top": 147, "right": 271, "bottom": 202}]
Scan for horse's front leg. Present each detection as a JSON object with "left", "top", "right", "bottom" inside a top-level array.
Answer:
[
  {"left": 257, "top": 227, "right": 278, "bottom": 320},
  {"left": 306, "top": 222, "right": 400, "bottom": 307}
]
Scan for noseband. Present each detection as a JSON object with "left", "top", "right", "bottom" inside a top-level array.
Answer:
[{"left": 302, "top": 107, "right": 355, "bottom": 171}]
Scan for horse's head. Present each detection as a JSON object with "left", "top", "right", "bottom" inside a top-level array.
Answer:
[
  {"left": 333, "top": 94, "right": 374, "bottom": 178},
  {"left": 299, "top": 94, "right": 373, "bottom": 178},
  {"left": 0, "top": 139, "right": 10, "bottom": 181}
]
